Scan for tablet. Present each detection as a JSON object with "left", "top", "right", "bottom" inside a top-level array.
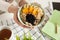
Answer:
[{"left": 50, "top": 2, "right": 60, "bottom": 11}]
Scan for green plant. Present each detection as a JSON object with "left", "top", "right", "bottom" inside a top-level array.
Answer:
[
  {"left": 16, "top": 35, "right": 20, "bottom": 40},
  {"left": 23, "top": 33, "right": 32, "bottom": 40},
  {"left": 16, "top": 33, "right": 32, "bottom": 40}
]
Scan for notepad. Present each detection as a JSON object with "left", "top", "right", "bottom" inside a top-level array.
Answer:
[{"left": 42, "top": 10, "right": 60, "bottom": 40}]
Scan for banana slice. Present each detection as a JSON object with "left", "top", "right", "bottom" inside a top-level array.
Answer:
[
  {"left": 32, "top": 7, "right": 38, "bottom": 17},
  {"left": 29, "top": 5, "right": 34, "bottom": 13}
]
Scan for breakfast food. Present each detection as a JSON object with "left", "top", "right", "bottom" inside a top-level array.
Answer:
[{"left": 20, "top": 4, "right": 44, "bottom": 26}]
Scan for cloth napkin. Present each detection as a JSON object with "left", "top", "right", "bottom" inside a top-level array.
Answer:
[{"left": 42, "top": 10, "right": 60, "bottom": 40}]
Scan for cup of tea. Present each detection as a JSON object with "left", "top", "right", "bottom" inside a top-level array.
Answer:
[{"left": 0, "top": 26, "right": 14, "bottom": 40}]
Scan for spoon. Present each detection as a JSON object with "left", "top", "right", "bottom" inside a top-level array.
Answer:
[
  {"left": 55, "top": 23, "right": 57, "bottom": 34},
  {"left": 4, "top": 38, "right": 9, "bottom": 40},
  {"left": 0, "top": 10, "right": 5, "bottom": 15}
]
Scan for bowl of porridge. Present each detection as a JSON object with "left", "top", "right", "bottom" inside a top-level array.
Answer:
[{"left": 18, "top": 3, "right": 45, "bottom": 28}]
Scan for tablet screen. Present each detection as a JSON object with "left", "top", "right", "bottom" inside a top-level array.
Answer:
[{"left": 53, "top": 2, "right": 60, "bottom": 11}]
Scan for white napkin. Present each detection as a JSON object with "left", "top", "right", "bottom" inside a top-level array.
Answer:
[{"left": 0, "top": 0, "right": 10, "bottom": 12}]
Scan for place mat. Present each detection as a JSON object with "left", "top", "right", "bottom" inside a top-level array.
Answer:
[
  {"left": 0, "top": 0, "right": 52, "bottom": 40},
  {"left": 0, "top": 8, "right": 52, "bottom": 40},
  {"left": 0, "top": 13, "right": 45, "bottom": 40}
]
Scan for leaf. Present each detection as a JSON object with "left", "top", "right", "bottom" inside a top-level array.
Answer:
[
  {"left": 16, "top": 35, "right": 20, "bottom": 40},
  {"left": 23, "top": 33, "right": 28, "bottom": 40},
  {"left": 23, "top": 33, "right": 32, "bottom": 40},
  {"left": 28, "top": 33, "right": 32, "bottom": 40}
]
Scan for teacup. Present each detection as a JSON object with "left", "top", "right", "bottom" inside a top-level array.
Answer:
[{"left": 0, "top": 26, "right": 14, "bottom": 40}]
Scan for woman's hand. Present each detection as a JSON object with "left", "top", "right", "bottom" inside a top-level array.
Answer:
[
  {"left": 8, "top": 5, "right": 34, "bottom": 29},
  {"left": 8, "top": 5, "right": 28, "bottom": 28},
  {"left": 8, "top": 0, "right": 33, "bottom": 29}
]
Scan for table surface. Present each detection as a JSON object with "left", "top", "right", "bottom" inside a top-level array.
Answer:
[{"left": 0, "top": 0, "right": 59, "bottom": 40}]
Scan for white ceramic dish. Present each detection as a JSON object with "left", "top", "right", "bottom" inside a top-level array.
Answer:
[{"left": 18, "top": 3, "right": 45, "bottom": 28}]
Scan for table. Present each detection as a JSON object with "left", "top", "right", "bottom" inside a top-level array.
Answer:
[{"left": 0, "top": 0, "right": 56, "bottom": 40}]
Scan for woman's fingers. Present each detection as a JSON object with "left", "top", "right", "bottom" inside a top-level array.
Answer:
[
  {"left": 8, "top": 5, "right": 18, "bottom": 14},
  {"left": 19, "top": 0, "right": 27, "bottom": 7}
]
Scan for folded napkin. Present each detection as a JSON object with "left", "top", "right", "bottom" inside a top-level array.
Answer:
[
  {"left": 49, "top": 10, "right": 60, "bottom": 25},
  {"left": 42, "top": 10, "right": 60, "bottom": 40}
]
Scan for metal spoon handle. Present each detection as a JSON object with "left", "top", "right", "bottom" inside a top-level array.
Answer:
[
  {"left": 55, "top": 23, "right": 57, "bottom": 34},
  {"left": 0, "top": 10, "right": 5, "bottom": 15}
]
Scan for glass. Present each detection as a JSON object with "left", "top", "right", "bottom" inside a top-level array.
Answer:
[{"left": 3, "top": 0, "right": 13, "bottom": 3}]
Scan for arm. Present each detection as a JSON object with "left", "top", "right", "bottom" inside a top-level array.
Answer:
[{"left": 8, "top": 0, "right": 30, "bottom": 28}]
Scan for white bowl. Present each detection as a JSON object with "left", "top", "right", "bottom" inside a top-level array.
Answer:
[{"left": 18, "top": 3, "right": 45, "bottom": 28}]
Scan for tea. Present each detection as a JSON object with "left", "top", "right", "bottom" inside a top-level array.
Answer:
[{"left": 0, "top": 29, "right": 12, "bottom": 40}]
